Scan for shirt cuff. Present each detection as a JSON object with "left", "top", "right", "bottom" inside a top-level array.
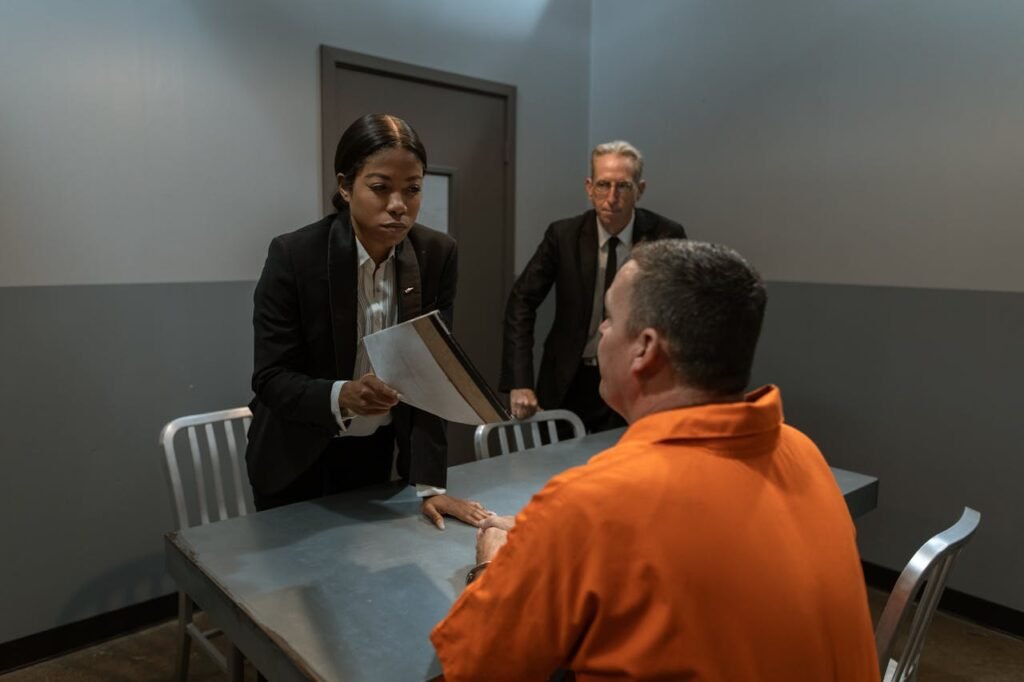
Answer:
[
  {"left": 330, "top": 380, "right": 353, "bottom": 432},
  {"left": 416, "top": 484, "right": 447, "bottom": 497}
]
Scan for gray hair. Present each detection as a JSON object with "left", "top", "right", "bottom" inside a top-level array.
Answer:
[
  {"left": 590, "top": 140, "right": 644, "bottom": 182},
  {"left": 628, "top": 240, "right": 767, "bottom": 395}
]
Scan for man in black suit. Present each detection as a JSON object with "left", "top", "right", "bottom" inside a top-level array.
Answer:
[
  {"left": 246, "top": 113, "right": 489, "bottom": 529},
  {"left": 500, "top": 141, "right": 687, "bottom": 432}
]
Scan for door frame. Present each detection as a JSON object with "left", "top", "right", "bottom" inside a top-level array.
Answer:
[{"left": 319, "top": 45, "right": 517, "bottom": 296}]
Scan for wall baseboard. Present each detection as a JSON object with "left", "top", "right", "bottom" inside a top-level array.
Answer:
[
  {"left": 0, "top": 593, "right": 177, "bottom": 674},
  {"left": 863, "top": 561, "right": 1024, "bottom": 638}
]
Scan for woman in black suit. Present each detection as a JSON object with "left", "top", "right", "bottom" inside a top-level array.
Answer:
[{"left": 245, "top": 113, "right": 490, "bottom": 529}]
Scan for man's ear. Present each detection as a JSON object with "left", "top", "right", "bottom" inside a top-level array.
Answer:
[
  {"left": 632, "top": 328, "right": 661, "bottom": 376},
  {"left": 337, "top": 173, "right": 351, "bottom": 203},
  {"left": 635, "top": 178, "right": 647, "bottom": 201}
]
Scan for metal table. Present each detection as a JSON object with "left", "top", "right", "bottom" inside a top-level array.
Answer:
[{"left": 166, "top": 428, "right": 878, "bottom": 681}]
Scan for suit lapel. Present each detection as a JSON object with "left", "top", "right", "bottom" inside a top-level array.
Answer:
[
  {"left": 395, "top": 234, "right": 422, "bottom": 323},
  {"left": 632, "top": 208, "right": 653, "bottom": 245},
  {"left": 327, "top": 212, "right": 358, "bottom": 379},
  {"left": 578, "top": 211, "right": 598, "bottom": 313}
]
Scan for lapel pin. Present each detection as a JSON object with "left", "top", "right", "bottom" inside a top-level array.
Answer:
[{"left": 403, "top": 287, "right": 415, "bottom": 294}]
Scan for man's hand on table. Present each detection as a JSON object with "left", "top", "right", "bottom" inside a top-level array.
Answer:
[
  {"left": 474, "top": 514, "right": 515, "bottom": 563},
  {"left": 476, "top": 526, "right": 509, "bottom": 564},
  {"left": 479, "top": 514, "right": 516, "bottom": 532},
  {"left": 421, "top": 494, "right": 493, "bottom": 530}
]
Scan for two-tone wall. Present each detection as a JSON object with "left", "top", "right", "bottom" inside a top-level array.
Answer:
[
  {"left": 5, "top": 0, "right": 1022, "bottom": 648},
  {"left": 590, "top": 0, "right": 1024, "bottom": 611},
  {"left": 0, "top": 0, "right": 592, "bottom": 644}
]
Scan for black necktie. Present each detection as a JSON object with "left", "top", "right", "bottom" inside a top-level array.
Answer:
[{"left": 602, "top": 236, "right": 620, "bottom": 319}]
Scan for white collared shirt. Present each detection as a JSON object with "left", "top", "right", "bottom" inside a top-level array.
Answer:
[
  {"left": 330, "top": 238, "right": 396, "bottom": 436},
  {"left": 327, "top": 239, "right": 445, "bottom": 497},
  {"left": 582, "top": 213, "right": 634, "bottom": 359}
]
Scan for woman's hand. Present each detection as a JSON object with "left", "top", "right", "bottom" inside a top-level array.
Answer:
[
  {"left": 339, "top": 373, "right": 400, "bottom": 416},
  {"left": 421, "top": 494, "right": 493, "bottom": 530}
]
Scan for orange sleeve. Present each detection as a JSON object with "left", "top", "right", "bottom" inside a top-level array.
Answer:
[{"left": 430, "top": 476, "right": 594, "bottom": 681}]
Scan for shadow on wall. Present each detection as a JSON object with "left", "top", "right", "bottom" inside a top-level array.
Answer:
[{"left": 57, "top": 553, "right": 175, "bottom": 626}]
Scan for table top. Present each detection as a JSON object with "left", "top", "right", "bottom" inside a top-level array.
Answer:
[{"left": 166, "top": 428, "right": 878, "bottom": 682}]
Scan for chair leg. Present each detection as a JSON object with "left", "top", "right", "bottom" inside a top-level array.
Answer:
[
  {"left": 173, "top": 591, "right": 193, "bottom": 682},
  {"left": 226, "top": 643, "right": 244, "bottom": 682}
]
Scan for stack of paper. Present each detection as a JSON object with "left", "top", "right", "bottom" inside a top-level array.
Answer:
[{"left": 361, "top": 311, "right": 510, "bottom": 425}]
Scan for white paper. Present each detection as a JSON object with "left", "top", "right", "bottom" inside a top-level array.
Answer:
[{"left": 361, "top": 314, "right": 485, "bottom": 425}]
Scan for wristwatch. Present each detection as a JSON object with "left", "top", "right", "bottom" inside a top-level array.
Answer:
[{"left": 465, "top": 561, "right": 491, "bottom": 585}]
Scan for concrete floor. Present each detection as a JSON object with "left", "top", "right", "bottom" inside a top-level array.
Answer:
[
  {"left": 4, "top": 588, "right": 1023, "bottom": 681},
  {"left": 1, "top": 612, "right": 256, "bottom": 682}
]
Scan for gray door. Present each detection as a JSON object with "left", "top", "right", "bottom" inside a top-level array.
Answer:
[{"left": 320, "top": 46, "right": 515, "bottom": 466}]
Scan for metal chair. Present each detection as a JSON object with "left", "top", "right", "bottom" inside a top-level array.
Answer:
[
  {"left": 874, "top": 507, "right": 981, "bottom": 682},
  {"left": 159, "top": 407, "right": 254, "bottom": 682},
  {"left": 473, "top": 409, "right": 585, "bottom": 459}
]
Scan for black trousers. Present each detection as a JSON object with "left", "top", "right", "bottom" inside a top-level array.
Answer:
[
  {"left": 560, "top": 363, "right": 626, "bottom": 434},
  {"left": 252, "top": 425, "right": 396, "bottom": 511}
]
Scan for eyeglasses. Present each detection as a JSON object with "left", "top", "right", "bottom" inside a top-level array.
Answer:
[{"left": 591, "top": 180, "right": 635, "bottom": 197}]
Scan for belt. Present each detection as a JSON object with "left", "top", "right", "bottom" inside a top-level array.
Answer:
[{"left": 581, "top": 357, "right": 599, "bottom": 367}]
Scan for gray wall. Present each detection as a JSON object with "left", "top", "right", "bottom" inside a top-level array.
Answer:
[
  {"left": 0, "top": 0, "right": 591, "bottom": 643},
  {"left": 591, "top": 0, "right": 1024, "bottom": 610},
  {"left": 4, "top": 0, "right": 1022, "bottom": 647}
]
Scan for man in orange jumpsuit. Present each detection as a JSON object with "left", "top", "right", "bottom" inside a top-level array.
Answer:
[{"left": 430, "top": 240, "right": 879, "bottom": 681}]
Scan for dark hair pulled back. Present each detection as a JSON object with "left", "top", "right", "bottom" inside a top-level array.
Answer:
[{"left": 331, "top": 113, "right": 428, "bottom": 211}]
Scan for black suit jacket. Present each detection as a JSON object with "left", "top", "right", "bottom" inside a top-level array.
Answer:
[
  {"left": 499, "top": 208, "right": 686, "bottom": 410},
  {"left": 245, "top": 209, "right": 458, "bottom": 497}
]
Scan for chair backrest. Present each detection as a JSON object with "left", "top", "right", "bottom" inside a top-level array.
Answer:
[
  {"left": 874, "top": 506, "right": 981, "bottom": 682},
  {"left": 159, "top": 407, "right": 254, "bottom": 530},
  {"left": 473, "top": 409, "right": 585, "bottom": 459}
]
